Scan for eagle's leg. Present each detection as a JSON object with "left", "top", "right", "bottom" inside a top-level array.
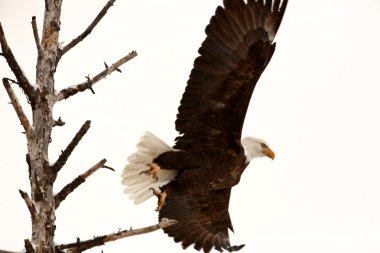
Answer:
[
  {"left": 139, "top": 163, "right": 161, "bottom": 181},
  {"left": 149, "top": 187, "right": 167, "bottom": 212}
]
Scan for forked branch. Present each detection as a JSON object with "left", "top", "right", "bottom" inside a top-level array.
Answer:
[
  {"left": 54, "top": 159, "right": 113, "bottom": 209},
  {"left": 0, "top": 23, "right": 35, "bottom": 106},
  {"left": 19, "top": 190, "right": 37, "bottom": 221},
  {"left": 51, "top": 120, "right": 91, "bottom": 174},
  {"left": 57, "top": 51, "right": 137, "bottom": 101},
  {"left": 3, "top": 78, "right": 33, "bottom": 138},
  {"left": 55, "top": 218, "right": 177, "bottom": 253},
  {"left": 31, "top": 16, "right": 43, "bottom": 64},
  {"left": 60, "top": 0, "right": 117, "bottom": 57}
]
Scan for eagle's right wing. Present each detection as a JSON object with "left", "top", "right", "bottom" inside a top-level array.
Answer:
[{"left": 159, "top": 187, "right": 244, "bottom": 253}]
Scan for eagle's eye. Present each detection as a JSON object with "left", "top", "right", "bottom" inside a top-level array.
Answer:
[{"left": 260, "top": 142, "right": 268, "bottom": 149}]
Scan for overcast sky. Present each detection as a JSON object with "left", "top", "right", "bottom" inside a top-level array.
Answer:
[{"left": 1, "top": 0, "right": 380, "bottom": 252}]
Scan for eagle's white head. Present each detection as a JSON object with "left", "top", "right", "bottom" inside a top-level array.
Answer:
[{"left": 241, "top": 137, "right": 275, "bottom": 163}]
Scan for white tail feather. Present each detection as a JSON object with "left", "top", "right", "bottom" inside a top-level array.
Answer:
[{"left": 121, "top": 132, "right": 177, "bottom": 204}]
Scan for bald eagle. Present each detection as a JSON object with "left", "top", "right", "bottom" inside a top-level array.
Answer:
[{"left": 122, "top": 0, "right": 287, "bottom": 252}]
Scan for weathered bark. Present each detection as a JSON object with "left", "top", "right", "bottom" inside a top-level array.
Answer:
[
  {"left": 0, "top": 24, "right": 35, "bottom": 106},
  {"left": 55, "top": 219, "right": 177, "bottom": 253},
  {"left": 26, "top": 0, "right": 62, "bottom": 250},
  {"left": 51, "top": 120, "right": 92, "bottom": 174},
  {"left": 57, "top": 51, "right": 137, "bottom": 101},
  {"left": 0, "top": 0, "right": 166, "bottom": 252},
  {"left": 54, "top": 159, "right": 110, "bottom": 209}
]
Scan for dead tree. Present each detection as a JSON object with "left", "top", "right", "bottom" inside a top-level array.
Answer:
[{"left": 0, "top": 0, "right": 175, "bottom": 252}]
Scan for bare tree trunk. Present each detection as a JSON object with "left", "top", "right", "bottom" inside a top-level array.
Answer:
[
  {"left": 29, "top": 1, "right": 62, "bottom": 250},
  {"left": 0, "top": 0, "right": 175, "bottom": 252}
]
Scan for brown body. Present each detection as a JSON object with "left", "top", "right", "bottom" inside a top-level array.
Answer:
[{"left": 154, "top": 149, "right": 247, "bottom": 191}]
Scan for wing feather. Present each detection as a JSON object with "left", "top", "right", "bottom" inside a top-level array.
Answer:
[
  {"left": 174, "top": 0, "right": 288, "bottom": 151},
  {"left": 209, "top": 10, "right": 239, "bottom": 49},
  {"left": 224, "top": 0, "right": 248, "bottom": 34},
  {"left": 159, "top": 187, "right": 243, "bottom": 253}
]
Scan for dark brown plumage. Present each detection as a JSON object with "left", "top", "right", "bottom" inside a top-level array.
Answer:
[
  {"left": 151, "top": 0, "right": 288, "bottom": 252},
  {"left": 174, "top": 0, "right": 287, "bottom": 152},
  {"left": 122, "top": 0, "right": 287, "bottom": 252}
]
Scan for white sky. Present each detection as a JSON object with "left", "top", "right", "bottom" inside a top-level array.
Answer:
[{"left": 1, "top": 0, "right": 380, "bottom": 252}]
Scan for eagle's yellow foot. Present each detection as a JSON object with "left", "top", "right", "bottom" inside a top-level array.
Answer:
[
  {"left": 149, "top": 188, "right": 167, "bottom": 212},
  {"left": 139, "top": 163, "right": 161, "bottom": 181}
]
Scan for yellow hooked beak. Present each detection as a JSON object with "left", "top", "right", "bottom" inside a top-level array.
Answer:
[{"left": 262, "top": 147, "right": 275, "bottom": 160}]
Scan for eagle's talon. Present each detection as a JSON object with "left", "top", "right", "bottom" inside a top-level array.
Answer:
[
  {"left": 150, "top": 187, "right": 167, "bottom": 212},
  {"left": 139, "top": 163, "right": 161, "bottom": 181}
]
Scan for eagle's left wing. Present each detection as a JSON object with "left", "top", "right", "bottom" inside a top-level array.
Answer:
[
  {"left": 159, "top": 187, "right": 244, "bottom": 253},
  {"left": 174, "top": 0, "right": 288, "bottom": 152}
]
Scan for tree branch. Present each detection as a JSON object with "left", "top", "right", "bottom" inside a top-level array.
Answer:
[
  {"left": 60, "top": 0, "right": 117, "bottom": 57},
  {"left": 3, "top": 78, "right": 33, "bottom": 139},
  {"left": 54, "top": 159, "right": 113, "bottom": 209},
  {"left": 0, "top": 23, "right": 35, "bottom": 106},
  {"left": 24, "top": 239, "right": 36, "bottom": 253},
  {"left": 56, "top": 218, "right": 177, "bottom": 253},
  {"left": 31, "top": 16, "right": 43, "bottom": 65},
  {"left": 0, "top": 249, "right": 18, "bottom": 253},
  {"left": 57, "top": 51, "right": 137, "bottom": 101},
  {"left": 53, "top": 116, "right": 65, "bottom": 127},
  {"left": 26, "top": 154, "right": 32, "bottom": 181},
  {"left": 51, "top": 120, "right": 91, "bottom": 174},
  {"left": 19, "top": 190, "right": 37, "bottom": 221}
]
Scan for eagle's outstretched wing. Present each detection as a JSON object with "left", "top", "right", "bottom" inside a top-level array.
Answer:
[
  {"left": 159, "top": 187, "right": 243, "bottom": 253},
  {"left": 174, "top": 0, "right": 287, "bottom": 152}
]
